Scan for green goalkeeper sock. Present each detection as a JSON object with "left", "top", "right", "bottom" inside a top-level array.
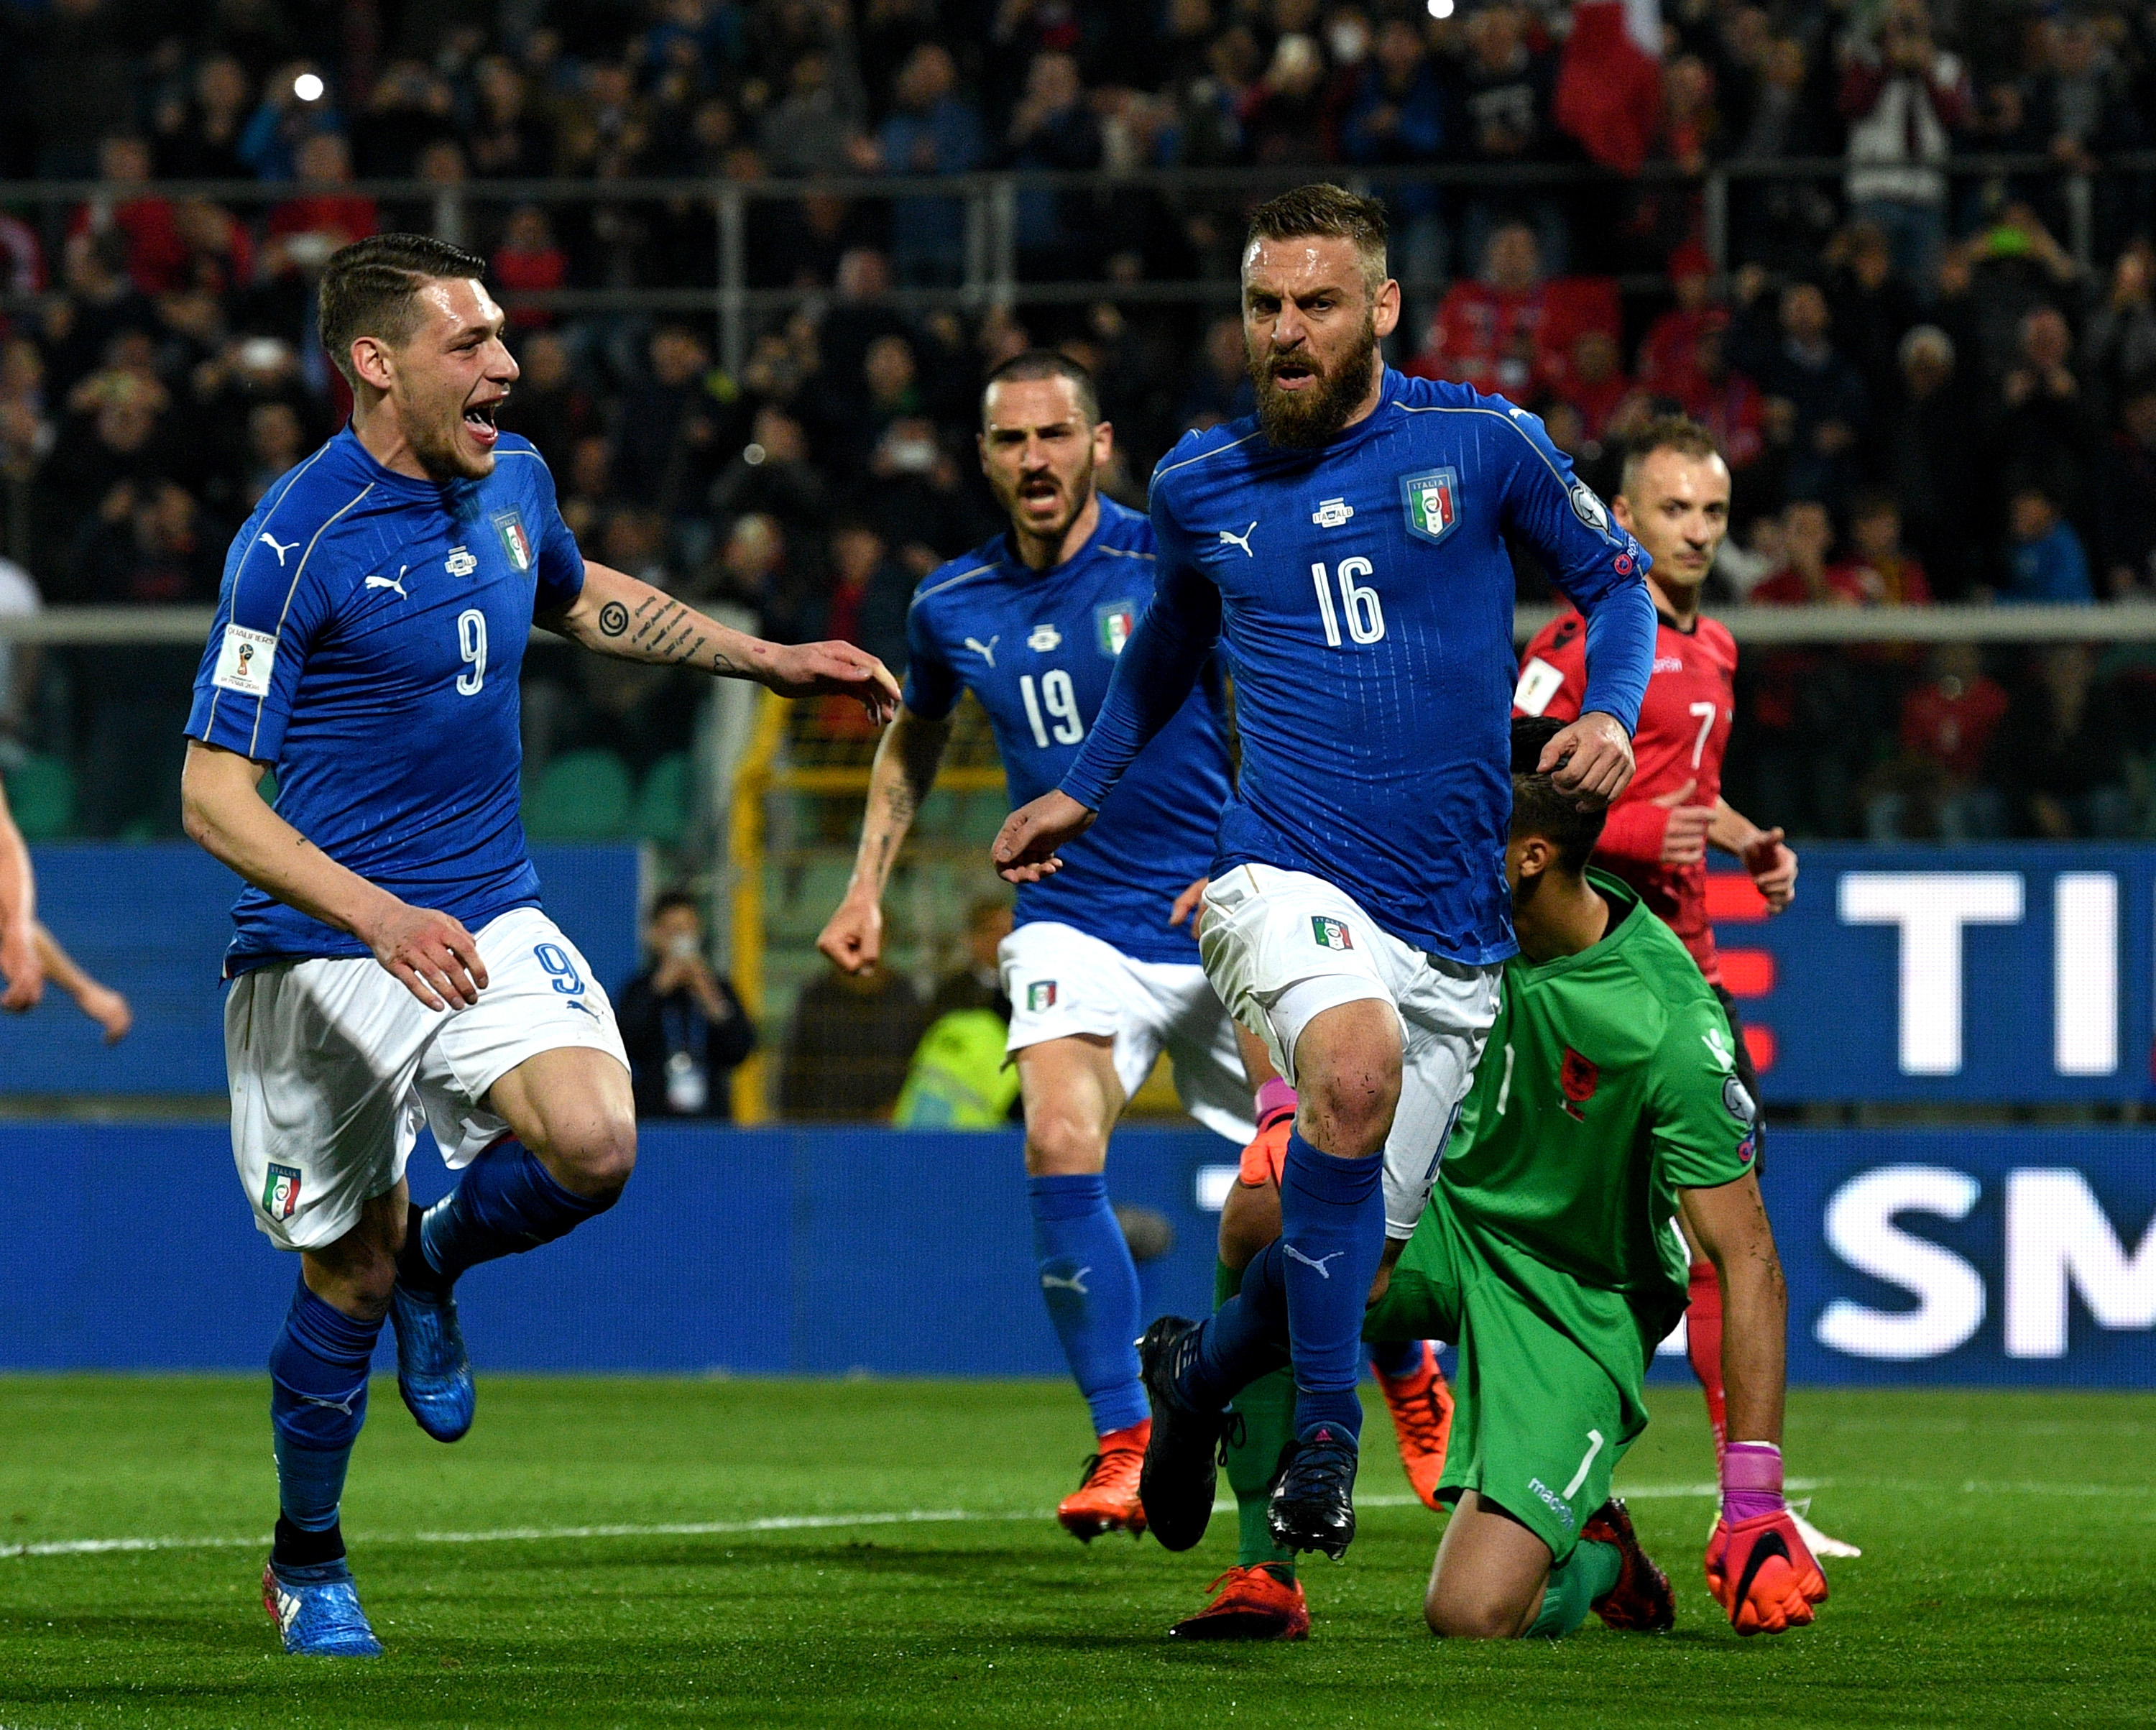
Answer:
[
  {"left": 1526, "top": 1540, "right": 1622, "bottom": 1639},
  {"left": 1215, "top": 1259, "right": 1296, "bottom": 1577}
]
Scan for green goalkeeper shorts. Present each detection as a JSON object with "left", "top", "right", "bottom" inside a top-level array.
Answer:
[{"left": 1362, "top": 1199, "right": 1657, "bottom": 1563}]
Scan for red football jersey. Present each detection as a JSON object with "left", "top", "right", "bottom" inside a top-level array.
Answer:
[{"left": 1514, "top": 606, "right": 1738, "bottom": 983}]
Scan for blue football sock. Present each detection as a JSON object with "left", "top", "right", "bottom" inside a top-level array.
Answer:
[
  {"left": 268, "top": 1275, "right": 383, "bottom": 1560},
  {"left": 1028, "top": 1173, "right": 1147, "bottom": 1437},
  {"left": 1181, "top": 1238, "right": 1291, "bottom": 1410},
  {"left": 1279, "top": 1130, "right": 1385, "bottom": 1442},
  {"left": 1369, "top": 1335, "right": 1424, "bottom": 1379},
  {"left": 418, "top": 1137, "right": 610, "bottom": 1287}
]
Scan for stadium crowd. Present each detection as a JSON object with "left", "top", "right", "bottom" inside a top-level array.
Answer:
[{"left": 1, "top": 0, "right": 2155, "bottom": 842}]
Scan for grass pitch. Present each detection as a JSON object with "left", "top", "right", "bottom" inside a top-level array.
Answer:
[{"left": 0, "top": 1377, "right": 2146, "bottom": 1728}]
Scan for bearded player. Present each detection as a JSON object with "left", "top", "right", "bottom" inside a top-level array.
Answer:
[
  {"left": 819, "top": 349, "right": 1263, "bottom": 1542},
  {"left": 181, "top": 235, "right": 897, "bottom": 1657},
  {"left": 1509, "top": 419, "right": 1849, "bottom": 1556},
  {"left": 1147, "top": 718, "right": 1829, "bottom": 1642},
  {"left": 994, "top": 185, "right": 1655, "bottom": 1564}
]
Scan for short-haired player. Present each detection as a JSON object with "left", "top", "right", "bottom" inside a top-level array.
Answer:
[
  {"left": 818, "top": 350, "right": 1263, "bottom": 1545},
  {"left": 1144, "top": 718, "right": 1830, "bottom": 1641},
  {"left": 182, "top": 235, "right": 898, "bottom": 1656},
  {"left": 1511, "top": 418, "right": 1853, "bottom": 1558}
]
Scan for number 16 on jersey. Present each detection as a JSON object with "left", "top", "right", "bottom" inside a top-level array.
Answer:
[{"left": 1312, "top": 559, "right": 1385, "bottom": 647}]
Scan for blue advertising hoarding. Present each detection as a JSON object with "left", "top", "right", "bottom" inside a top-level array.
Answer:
[{"left": 1, "top": 1124, "right": 2148, "bottom": 1386}]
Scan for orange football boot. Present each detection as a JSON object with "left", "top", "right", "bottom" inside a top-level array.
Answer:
[
  {"left": 1057, "top": 1420, "right": 1149, "bottom": 1541},
  {"left": 1373, "top": 1339, "right": 1453, "bottom": 1512},
  {"left": 1168, "top": 1564, "right": 1311, "bottom": 1640}
]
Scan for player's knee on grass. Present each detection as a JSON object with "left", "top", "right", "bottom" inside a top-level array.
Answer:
[
  {"left": 1423, "top": 1492, "right": 1552, "bottom": 1640},
  {"left": 1293, "top": 1003, "right": 1403, "bottom": 1159}
]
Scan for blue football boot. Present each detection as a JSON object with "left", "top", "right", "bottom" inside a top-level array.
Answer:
[
  {"left": 390, "top": 1279, "right": 475, "bottom": 1443},
  {"left": 262, "top": 1558, "right": 384, "bottom": 1657}
]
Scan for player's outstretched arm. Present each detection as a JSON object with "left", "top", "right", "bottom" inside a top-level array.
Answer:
[
  {"left": 818, "top": 705, "right": 953, "bottom": 973},
  {"left": 1682, "top": 1171, "right": 1827, "bottom": 1635},
  {"left": 181, "top": 741, "right": 489, "bottom": 1013},
  {"left": 32, "top": 924, "right": 131, "bottom": 1042},
  {"left": 0, "top": 773, "right": 40, "bottom": 1011},
  {"left": 547, "top": 561, "right": 900, "bottom": 723},
  {"left": 1709, "top": 798, "right": 1798, "bottom": 911}
]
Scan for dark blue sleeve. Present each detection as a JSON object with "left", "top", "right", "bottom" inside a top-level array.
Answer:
[
  {"left": 900, "top": 597, "right": 961, "bottom": 720},
  {"left": 1059, "top": 488, "right": 1221, "bottom": 809},
  {"left": 1493, "top": 403, "right": 1655, "bottom": 733}
]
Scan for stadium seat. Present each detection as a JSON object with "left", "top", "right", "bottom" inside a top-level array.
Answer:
[
  {"left": 634, "top": 753, "right": 691, "bottom": 846},
  {"left": 4, "top": 754, "right": 74, "bottom": 840},
  {"left": 524, "top": 749, "right": 634, "bottom": 840}
]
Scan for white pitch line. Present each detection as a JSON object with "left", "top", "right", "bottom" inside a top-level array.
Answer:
[{"left": 4, "top": 1476, "right": 2128, "bottom": 1563}]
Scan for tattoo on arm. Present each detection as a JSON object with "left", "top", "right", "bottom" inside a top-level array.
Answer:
[{"left": 597, "top": 600, "right": 630, "bottom": 637}]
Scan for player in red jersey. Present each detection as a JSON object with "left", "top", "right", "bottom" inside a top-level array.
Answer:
[{"left": 1513, "top": 418, "right": 1854, "bottom": 1558}]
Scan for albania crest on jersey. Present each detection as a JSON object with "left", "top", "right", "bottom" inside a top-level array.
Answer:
[
  {"left": 1559, "top": 1047, "right": 1598, "bottom": 1119},
  {"left": 492, "top": 508, "right": 533, "bottom": 571},
  {"left": 1095, "top": 600, "right": 1137, "bottom": 656},
  {"left": 1399, "top": 467, "right": 1460, "bottom": 546}
]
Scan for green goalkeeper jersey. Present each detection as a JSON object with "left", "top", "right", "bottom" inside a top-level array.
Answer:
[{"left": 1436, "top": 869, "right": 1758, "bottom": 1342}]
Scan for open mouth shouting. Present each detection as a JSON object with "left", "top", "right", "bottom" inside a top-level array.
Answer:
[
  {"left": 1016, "top": 474, "right": 1063, "bottom": 516},
  {"left": 1268, "top": 353, "right": 1319, "bottom": 392},
  {"left": 462, "top": 391, "right": 505, "bottom": 449}
]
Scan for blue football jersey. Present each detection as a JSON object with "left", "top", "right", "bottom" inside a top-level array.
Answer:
[
  {"left": 1061, "top": 370, "right": 1657, "bottom": 967},
  {"left": 904, "top": 497, "right": 1230, "bottom": 963},
  {"left": 185, "top": 429, "right": 584, "bottom": 975}
]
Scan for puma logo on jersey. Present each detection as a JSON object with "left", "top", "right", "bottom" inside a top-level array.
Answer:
[
  {"left": 257, "top": 533, "right": 300, "bottom": 565},
  {"left": 1217, "top": 523, "right": 1257, "bottom": 556},
  {"left": 1283, "top": 1245, "right": 1345, "bottom": 1279},
  {"left": 964, "top": 635, "right": 1000, "bottom": 668},
  {"left": 1040, "top": 1267, "right": 1091, "bottom": 1295},
  {"left": 364, "top": 567, "right": 410, "bottom": 600}
]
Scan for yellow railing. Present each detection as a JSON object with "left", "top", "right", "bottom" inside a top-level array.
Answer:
[{"left": 727, "top": 690, "right": 1007, "bottom": 1124}]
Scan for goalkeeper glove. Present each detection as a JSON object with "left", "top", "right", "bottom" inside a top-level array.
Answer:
[{"left": 1705, "top": 1441, "right": 1828, "bottom": 1636}]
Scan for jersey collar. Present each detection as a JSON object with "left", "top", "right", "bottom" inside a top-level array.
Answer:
[{"left": 1508, "top": 870, "right": 1645, "bottom": 983}]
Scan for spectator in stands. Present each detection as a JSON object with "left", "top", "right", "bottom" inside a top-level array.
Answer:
[
  {"left": 19, "top": 0, "right": 138, "bottom": 181},
  {"left": 351, "top": 60, "right": 458, "bottom": 180},
  {"left": 467, "top": 56, "right": 555, "bottom": 180},
  {"left": 1825, "top": 222, "right": 1921, "bottom": 421},
  {"left": 1871, "top": 641, "right": 2009, "bottom": 839},
  {"left": 69, "top": 137, "right": 190, "bottom": 299},
  {"left": 617, "top": 890, "right": 757, "bottom": 1121},
  {"left": 879, "top": 44, "right": 988, "bottom": 287},
  {"left": 865, "top": 416, "right": 976, "bottom": 576},
  {"left": 1744, "top": 280, "right": 1868, "bottom": 512},
  {"left": 39, "top": 374, "right": 177, "bottom": 561},
  {"left": 0, "top": 343, "right": 59, "bottom": 578},
  {"left": 1830, "top": 492, "right": 1933, "bottom": 608},
  {"left": 613, "top": 323, "right": 736, "bottom": 522},
  {"left": 492, "top": 206, "right": 569, "bottom": 331},
  {"left": 2084, "top": 241, "right": 2156, "bottom": 427},
  {"left": 240, "top": 400, "right": 305, "bottom": 510},
  {"left": 1238, "top": 32, "right": 1330, "bottom": 167},
  {"left": 2003, "top": 484, "right": 2093, "bottom": 603},
  {"left": 780, "top": 963, "right": 929, "bottom": 1120},
  {"left": 1007, "top": 52, "right": 1102, "bottom": 281},
  {"left": 1937, "top": 206, "right": 2083, "bottom": 392},
  {"left": 929, "top": 896, "right": 1015, "bottom": 1021},
  {"left": 1638, "top": 244, "right": 1724, "bottom": 400},
  {"left": 557, "top": 59, "right": 655, "bottom": 179},
  {"left": 1179, "top": 315, "right": 1256, "bottom": 431},
  {"left": 1839, "top": 0, "right": 1968, "bottom": 296},
  {"left": 1553, "top": 0, "right": 1662, "bottom": 179},
  {"left": 1747, "top": 499, "right": 1865, "bottom": 834},
  {"left": 1886, "top": 323, "right": 1981, "bottom": 598},
  {"left": 1553, "top": 328, "right": 1634, "bottom": 443},
  {"left": 496, "top": 330, "right": 594, "bottom": 469},
  {"left": 695, "top": 510, "right": 789, "bottom": 631},
  {"left": 1412, "top": 222, "right": 1547, "bottom": 397},
  {"left": 2024, "top": 16, "right": 2139, "bottom": 247},
  {"left": 1996, "top": 305, "right": 2096, "bottom": 524},
  {"left": 816, "top": 517, "right": 913, "bottom": 681},
  {"left": 263, "top": 134, "right": 377, "bottom": 279},
  {"left": 710, "top": 404, "right": 832, "bottom": 544},
  {"left": 2096, "top": 373, "right": 2156, "bottom": 597},
  {"left": 1991, "top": 643, "right": 2130, "bottom": 837},
  {"left": 1454, "top": 2, "right": 1566, "bottom": 274},
  {"left": 758, "top": 48, "right": 870, "bottom": 178},
  {"left": 1340, "top": 19, "right": 1449, "bottom": 293},
  {"left": 236, "top": 60, "right": 343, "bottom": 183},
  {"left": 152, "top": 54, "right": 253, "bottom": 181}
]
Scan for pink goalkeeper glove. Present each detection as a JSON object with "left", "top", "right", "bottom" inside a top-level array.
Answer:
[{"left": 1705, "top": 1442, "right": 1828, "bottom": 1636}]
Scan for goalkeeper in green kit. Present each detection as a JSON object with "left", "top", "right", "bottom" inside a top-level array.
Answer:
[{"left": 1139, "top": 716, "right": 1828, "bottom": 1639}]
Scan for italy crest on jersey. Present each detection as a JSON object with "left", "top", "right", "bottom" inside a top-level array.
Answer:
[
  {"left": 1311, "top": 916, "right": 1353, "bottom": 951},
  {"left": 492, "top": 509, "right": 533, "bottom": 571},
  {"left": 1095, "top": 600, "right": 1137, "bottom": 656},
  {"left": 263, "top": 1162, "right": 302, "bottom": 1220},
  {"left": 1400, "top": 467, "right": 1460, "bottom": 546}
]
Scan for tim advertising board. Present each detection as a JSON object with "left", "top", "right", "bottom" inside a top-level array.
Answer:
[{"left": 1710, "top": 845, "right": 2156, "bottom": 1103}]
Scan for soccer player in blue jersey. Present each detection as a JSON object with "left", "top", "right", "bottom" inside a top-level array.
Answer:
[
  {"left": 995, "top": 185, "right": 1657, "bottom": 1563},
  {"left": 178, "top": 235, "right": 898, "bottom": 1657},
  {"left": 817, "top": 350, "right": 1260, "bottom": 1545}
]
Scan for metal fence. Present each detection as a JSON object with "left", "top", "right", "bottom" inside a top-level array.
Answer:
[{"left": 6, "top": 152, "right": 2153, "bottom": 376}]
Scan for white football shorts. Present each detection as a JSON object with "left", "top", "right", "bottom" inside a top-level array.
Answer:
[
  {"left": 1197, "top": 863, "right": 1499, "bottom": 1238},
  {"left": 1000, "top": 919, "right": 1255, "bottom": 1145},
  {"left": 226, "top": 906, "right": 630, "bottom": 1251}
]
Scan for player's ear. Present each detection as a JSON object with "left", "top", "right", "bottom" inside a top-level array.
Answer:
[
  {"left": 1092, "top": 418, "right": 1113, "bottom": 464},
  {"left": 1611, "top": 493, "right": 1637, "bottom": 535},
  {"left": 1371, "top": 277, "right": 1401, "bottom": 340},
  {"left": 349, "top": 335, "right": 395, "bottom": 395}
]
